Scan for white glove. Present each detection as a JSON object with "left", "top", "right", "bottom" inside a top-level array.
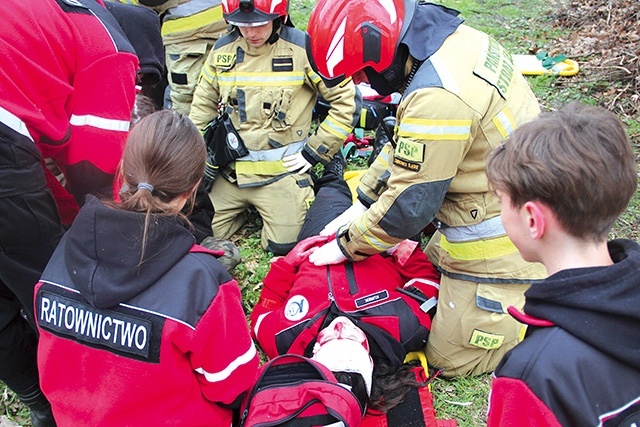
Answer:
[
  {"left": 283, "top": 153, "right": 313, "bottom": 174},
  {"left": 308, "top": 239, "right": 347, "bottom": 266},
  {"left": 319, "top": 200, "right": 368, "bottom": 236}
]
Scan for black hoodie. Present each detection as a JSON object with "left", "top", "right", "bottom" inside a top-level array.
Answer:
[
  {"left": 493, "top": 239, "right": 640, "bottom": 426},
  {"left": 64, "top": 196, "right": 198, "bottom": 308}
]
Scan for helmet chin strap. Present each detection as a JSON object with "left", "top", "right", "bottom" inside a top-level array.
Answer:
[
  {"left": 364, "top": 44, "right": 412, "bottom": 96},
  {"left": 266, "top": 17, "right": 283, "bottom": 44}
]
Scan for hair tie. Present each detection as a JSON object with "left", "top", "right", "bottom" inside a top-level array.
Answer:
[{"left": 137, "top": 182, "right": 154, "bottom": 192}]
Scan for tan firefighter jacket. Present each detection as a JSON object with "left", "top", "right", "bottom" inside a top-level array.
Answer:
[
  {"left": 338, "top": 23, "right": 546, "bottom": 283},
  {"left": 189, "top": 26, "right": 361, "bottom": 187},
  {"left": 115, "top": 0, "right": 227, "bottom": 44}
]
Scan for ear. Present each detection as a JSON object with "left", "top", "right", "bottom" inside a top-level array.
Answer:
[{"left": 523, "top": 201, "right": 546, "bottom": 240}]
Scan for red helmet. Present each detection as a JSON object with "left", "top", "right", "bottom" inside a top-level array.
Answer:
[
  {"left": 307, "top": 0, "right": 414, "bottom": 84},
  {"left": 222, "top": 0, "right": 288, "bottom": 26}
]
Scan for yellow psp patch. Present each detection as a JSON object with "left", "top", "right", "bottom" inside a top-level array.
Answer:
[
  {"left": 393, "top": 139, "right": 424, "bottom": 172},
  {"left": 214, "top": 53, "right": 236, "bottom": 68},
  {"left": 469, "top": 329, "right": 505, "bottom": 350}
]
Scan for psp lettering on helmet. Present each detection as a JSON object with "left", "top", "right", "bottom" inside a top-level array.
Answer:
[
  {"left": 284, "top": 295, "right": 309, "bottom": 321},
  {"left": 37, "top": 291, "right": 151, "bottom": 358}
]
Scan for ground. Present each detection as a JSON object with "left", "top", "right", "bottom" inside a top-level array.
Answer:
[{"left": 1, "top": 0, "right": 639, "bottom": 426}]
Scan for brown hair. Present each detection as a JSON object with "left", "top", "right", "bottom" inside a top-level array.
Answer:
[
  {"left": 334, "top": 360, "right": 429, "bottom": 414},
  {"left": 486, "top": 102, "right": 637, "bottom": 241},
  {"left": 115, "top": 110, "right": 206, "bottom": 260},
  {"left": 368, "top": 360, "right": 428, "bottom": 412}
]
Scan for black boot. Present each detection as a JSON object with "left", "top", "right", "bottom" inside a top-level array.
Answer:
[
  {"left": 3, "top": 365, "right": 56, "bottom": 427},
  {"left": 26, "top": 395, "right": 56, "bottom": 427}
]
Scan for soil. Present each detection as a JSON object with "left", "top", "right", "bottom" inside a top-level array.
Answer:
[{"left": 552, "top": 0, "right": 639, "bottom": 119}]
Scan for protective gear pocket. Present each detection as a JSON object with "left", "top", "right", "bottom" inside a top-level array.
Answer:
[{"left": 202, "top": 112, "right": 248, "bottom": 189}]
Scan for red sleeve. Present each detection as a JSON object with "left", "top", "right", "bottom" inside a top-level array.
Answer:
[
  {"left": 249, "top": 258, "right": 297, "bottom": 323},
  {"left": 63, "top": 53, "right": 137, "bottom": 202},
  {"left": 396, "top": 245, "right": 440, "bottom": 296},
  {"left": 487, "top": 376, "right": 562, "bottom": 427},
  {"left": 188, "top": 280, "right": 260, "bottom": 406}
]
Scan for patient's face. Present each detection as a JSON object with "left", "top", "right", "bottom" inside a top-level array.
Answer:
[{"left": 315, "top": 317, "right": 369, "bottom": 350}]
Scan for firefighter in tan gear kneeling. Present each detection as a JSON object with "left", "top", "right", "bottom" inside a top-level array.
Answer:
[
  {"left": 189, "top": 0, "right": 361, "bottom": 255},
  {"left": 116, "top": 0, "right": 228, "bottom": 115},
  {"left": 306, "top": 0, "right": 547, "bottom": 377}
]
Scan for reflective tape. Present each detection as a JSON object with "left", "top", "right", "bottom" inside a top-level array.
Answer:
[
  {"left": 162, "top": 4, "right": 224, "bottom": 37},
  {"left": 439, "top": 216, "right": 506, "bottom": 242},
  {"left": 0, "top": 106, "right": 33, "bottom": 142},
  {"left": 195, "top": 341, "right": 257, "bottom": 383},
  {"left": 492, "top": 107, "right": 516, "bottom": 139},
  {"left": 70, "top": 114, "right": 130, "bottom": 132},
  {"left": 439, "top": 234, "right": 519, "bottom": 261},
  {"left": 398, "top": 118, "right": 471, "bottom": 141},
  {"left": 235, "top": 160, "right": 288, "bottom": 175},
  {"left": 218, "top": 71, "right": 305, "bottom": 87}
]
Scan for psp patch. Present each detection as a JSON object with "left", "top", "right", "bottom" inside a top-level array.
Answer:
[
  {"left": 214, "top": 52, "right": 236, "bottom": 69},
  {"left": 393, "top": 139, "right": 424, "bottom": 172},
  {"left": 469, "top": 329, "right": 504, "bottom": 350}
]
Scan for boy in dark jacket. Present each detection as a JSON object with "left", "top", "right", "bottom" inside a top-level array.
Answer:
[{"left": 485, "top": 102, "right": 640, "bottom": 426}]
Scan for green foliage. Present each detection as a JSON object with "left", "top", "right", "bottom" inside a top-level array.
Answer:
[
  {"left": 431, "top": 374, "right": 492, "bottom": 427},
  {"left": 0, "top": 388, "right": 30, "bottom": 427},
  {"left": 3, "top": 0, "right": 638, "bottom": 425},
  {"left": 288, "top": 0, "right": 316, "bottom": 31}
]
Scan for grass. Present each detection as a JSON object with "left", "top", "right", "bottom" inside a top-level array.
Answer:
[{"left": 3, "top": 0, "right": 638, "bottom": 425}]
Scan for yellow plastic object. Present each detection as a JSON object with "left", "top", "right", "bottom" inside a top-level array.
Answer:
[
  {"left": 344, "top": 169, "right": 366, "bottom": 202},
  {"left": 405, "top": 350, "right": 429, "bottom": 373},
  {"left": 405, "top": 350, "right": 432, "bottom": 390},
  {"left": 512, "top": 54, "right": 580, "bottom": 76}
]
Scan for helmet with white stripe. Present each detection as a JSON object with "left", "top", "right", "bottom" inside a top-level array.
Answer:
[
  {"left": 306, "top": 0, "right": 415, "bottom": 87},
  {"left": 222, "top": 0, "right": 288, "bottom": 27}
]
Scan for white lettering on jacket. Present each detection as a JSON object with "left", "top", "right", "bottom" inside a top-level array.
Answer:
[{"left": 38, "top": 291, "right": 151, "bottom": 358}]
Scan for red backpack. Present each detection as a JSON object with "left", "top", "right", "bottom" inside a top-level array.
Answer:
[{"left": 239, "top": 354, "right": 364, "bottom": 427}]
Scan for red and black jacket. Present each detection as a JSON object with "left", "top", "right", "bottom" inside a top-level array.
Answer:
[
  {"left": 488, "top": 239, "right": 640, "bottom": 427},
  {"left": 250, "top": 242, "right": 440, "bottom": 360},
  {"left": 0, "top": 0, "right": 138, "bottom": 213},
  {"left": 35, "top": 197, "right": 259, "bottom": 425}
]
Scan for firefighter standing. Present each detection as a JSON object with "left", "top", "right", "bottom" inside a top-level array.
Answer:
[
  {"left": 306, "top": 0, "right": 547, "bottom": 377},
  {"left": 116, "top": 0, "right": 228, "bottom": 114},
  {"left": 189, "top": 0, "right": 361, "bottom": 255}
]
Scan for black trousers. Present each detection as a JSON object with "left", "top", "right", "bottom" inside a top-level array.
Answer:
[{"left": 0, "top": 121, "right": 64, "bottom": 389}]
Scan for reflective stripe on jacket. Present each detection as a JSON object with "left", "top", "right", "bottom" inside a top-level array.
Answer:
[
  {"left": 340, "top": 22, "right": 544, "bottom": 281},
  {"left": 190, "top": 26, "right": 361, "bottom": 187}
]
